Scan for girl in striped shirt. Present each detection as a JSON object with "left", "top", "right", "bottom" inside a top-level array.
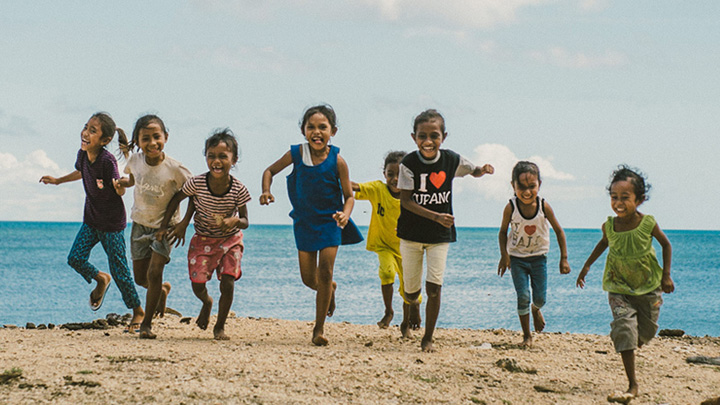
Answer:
[{"left": 159, "top": 129, "right": 251, "bottom": 340}]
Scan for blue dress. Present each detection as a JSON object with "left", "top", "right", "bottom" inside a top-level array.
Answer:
[{"left": 286, "top": 144, "right": 363, "bottom": 251}]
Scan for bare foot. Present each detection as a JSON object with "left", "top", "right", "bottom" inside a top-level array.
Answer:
[
  {"left": 90, "top": 272, "right": 112, "bottom": 311},
  {"left": 196, "top": 297, "right": 213, "bottom": 330},
  {"left": 138, "top": 326, "right": 157, "bottom": 340},
  {"left": 421, "top": 337, "right": 435, "bottom": 352},
  {"left": 532, "top": 305, "right": 545, "bottom": 332},
  {"left": 377, "top": 311, "right": 393, "bottom": 329},
  {"left": 312, "top": 325, "right": 328, "bottom": 346},
  {"left": 327, "top": 281, "right": 337, "bottom": 317},
  {"left": 520, "top": 334, "right": 533, "bottom": 348},
  {"left": 155, "top": 282, "right": 172, "bottom": 318},
  {"left": 607, "top": 387, "right": 637, "bottom": 404},
  {"left": 213, "top": 327, "right": 229, "bottom": 340},
  {"left": 400, "top": 321, "right": 413, "bottom": 339},
  {"left": 408, "top": 301, "right": 421, "bottom": 330},
  {"left": 130, "top": 308, "right": 144, "bottom": 330}
]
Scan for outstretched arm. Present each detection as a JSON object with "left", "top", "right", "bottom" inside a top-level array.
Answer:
[
  {"left": 545, "top": 201, "right": 571, "bottom": 274},
  {"left": 260, "top": 151, "right": 292, "bottom": 205},
  {"left": 351, "top": 181, "right": 360, "bottom": 192},
  {"left": 333, "top": 155, "right": 355, "bottom": 228},
  {"left": 470, "top": 164, "right": 494, "bottom": 178},
  {"left": 39, "top": 170, "right": 81, "bottom": 185},
  {"left": 576, "top": 225, "right": 608, "bottom": 288},
  {"left": 652, "top": 223, "right": 674, "bottom": 293}
]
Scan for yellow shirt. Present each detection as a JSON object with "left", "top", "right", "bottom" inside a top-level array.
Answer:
[{"left": 355, "top": 180, "right": 400, "bottom": 255}]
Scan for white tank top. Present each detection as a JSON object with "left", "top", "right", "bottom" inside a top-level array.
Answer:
[{"left": 507, "top": 196, "right": 550, "bottom": 257}]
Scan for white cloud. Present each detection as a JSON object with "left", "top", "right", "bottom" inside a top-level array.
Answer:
[
  {"left": 529, "top": 47, "right": 629, "bottom": 68},
  {"left": 0, "top": 150, "right": 83, "bottom": 221},
  {"left": 455, "top": 143, "right": 579, "bottom": 201},
  {"left": 360, "top": 0, "right": 550, "bottom": 29}
]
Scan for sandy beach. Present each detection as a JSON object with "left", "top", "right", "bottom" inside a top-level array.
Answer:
[{"left": 1, "top": 314, "right": 719, "bottom": 404}]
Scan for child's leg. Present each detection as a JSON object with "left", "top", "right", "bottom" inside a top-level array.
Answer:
[
  {"left": 608, "top": 293, "right": 640, "bottom": 399},
  {"left": 634, "top": 290, "right": 663, "bottom": 348},
  {"left": 377, "top": 250, "right": 397, "bottom": 328},
  {"left": 67, "top": 224, "right": 103, "bottom": 282},
  {"left": 422, "top": 281, "right": 442, "bottom": 352},
  {"left": 139, "top": 252, "right": 169, "bottom": 339},
  {"left": 510, "top": 257, "right": 533, "bottom": 346},
  {"left": 620, "top": 350, "right": 638, "bottom": 396},
  {"left": 299, "top": 247, "right": 338, "bottom": 346},
  {"left": 422, "top": 243, "right": 449, "bottom": 352},
  {"left": 399, "top": 239, "right": 424, "bottom": 334},
  {"left": 192, "top": 282, "right": 213, "bottom": 330},
  {"left": 213, "top": 274, "right": 235, "bottom": 340},
  {"left": 98, "top": 229, "right": 143, "bottom": 326},
  {"left": 529, "top": 256, "right": 547, "bottom": 333}
]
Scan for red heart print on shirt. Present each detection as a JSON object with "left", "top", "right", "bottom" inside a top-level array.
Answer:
[
  {"left": 429, "top": 171, "right": 446, "bottom": 189},
  {"left": 524, "top": 225, "right": 536, "bottom": 235}
]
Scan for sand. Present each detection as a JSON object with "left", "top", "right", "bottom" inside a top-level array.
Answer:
[{"left": 1, "top": 314, "right": 719, "bottom": 404}]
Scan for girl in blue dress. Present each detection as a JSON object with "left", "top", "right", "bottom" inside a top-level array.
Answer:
[{"left": 260, "top": 104, "right": 362, "bottom": 346}]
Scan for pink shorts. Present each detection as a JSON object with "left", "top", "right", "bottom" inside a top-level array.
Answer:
[{"left": 188, "top": 232, "right": 244, "bottom": 283}]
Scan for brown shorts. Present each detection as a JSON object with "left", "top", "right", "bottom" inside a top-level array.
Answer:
[{"left": 608, "top": 289, "right": 663, "bottom": 352}]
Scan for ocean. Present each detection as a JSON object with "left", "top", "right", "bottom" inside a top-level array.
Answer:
[{"left": 1, "top": 222, "right": 718, "bottom": 337}]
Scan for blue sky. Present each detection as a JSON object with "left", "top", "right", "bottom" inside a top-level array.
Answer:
[{"left": 1, "top": 0, "right": 718, "bottom": 230}]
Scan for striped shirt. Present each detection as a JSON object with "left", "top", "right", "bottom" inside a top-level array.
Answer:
[{"left": 182, "top": 173, "right": 251, "bottom": 238}]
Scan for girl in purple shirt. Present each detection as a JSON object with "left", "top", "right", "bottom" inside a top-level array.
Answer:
[{"left": 41, "top": 112, "right": 143, "bottom": 330}]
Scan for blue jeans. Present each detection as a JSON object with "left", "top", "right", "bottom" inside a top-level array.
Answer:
[
  {"left": 67, "top": 223, "right": 141, "bottom": 309},
  {"left": 510, "top": 255, "right": 547, "bottom": 316}
]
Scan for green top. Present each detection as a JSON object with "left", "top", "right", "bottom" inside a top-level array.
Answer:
[{"left": 602, "top": 214, "right": 663, "bottom": 295}]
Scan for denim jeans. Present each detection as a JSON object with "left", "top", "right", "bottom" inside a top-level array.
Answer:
[{"left": 510, "top": 255, "right": 547, "bottom": 316}]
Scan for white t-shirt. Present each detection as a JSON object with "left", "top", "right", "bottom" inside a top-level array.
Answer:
[
  {"left": 507, "top": 196, "right": 550, "bottom": 257},
  {"left": 124, "top": 152, "right": 192, "bottom": 228}
]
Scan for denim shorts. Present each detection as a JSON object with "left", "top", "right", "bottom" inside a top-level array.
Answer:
[{"left": 510, "top": 255, "right": 547, "bottom": 316}]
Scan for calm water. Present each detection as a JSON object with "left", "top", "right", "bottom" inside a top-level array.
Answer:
[{"left": 1, "top": 222, "right": 718, "bottom": 337}]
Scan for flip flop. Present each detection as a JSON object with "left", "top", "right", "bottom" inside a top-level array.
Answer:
[
  {"left": 124, "top": 323, "right": 141, "bottom": 334},
  {"left": 90, "top": 281, "right": 111, "bottom": 311}
]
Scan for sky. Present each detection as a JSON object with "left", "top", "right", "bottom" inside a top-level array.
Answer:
[{"left": 1, "top": 0, "right": 718, "bottom": 230}]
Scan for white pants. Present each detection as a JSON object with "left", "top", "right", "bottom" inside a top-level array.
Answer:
[{"left": 399, "top": 239, "right": 450, "bottom": 294}]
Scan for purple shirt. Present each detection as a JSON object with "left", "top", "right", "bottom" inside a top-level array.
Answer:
[{"left": 74, "top": 149, "right": 126, "bottom": 232}]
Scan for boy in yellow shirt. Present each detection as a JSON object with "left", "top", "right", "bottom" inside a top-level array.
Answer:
[{"left": 353, "top": 151, "right": 421, "bottom": 337}]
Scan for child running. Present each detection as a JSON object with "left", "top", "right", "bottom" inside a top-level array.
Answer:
[
  {"left": 397, "top": 109, "right": 494, "bottom": 352},
  {"left": 576, "top": 165, "right": 674, "bottom": 404},
  {"left": 352, "top": 151, "right": 421, "bottom": 331},
  {"left": 115, "top": 114, "right": 192, "bottom": 339},
  {"left": 497, "top": 161, "right": 571, "bottom": 347},
  {"left": 40, "top": 112, "right": 144, "bottom": 328},
  {"left": 159, "top": 129, "right": 250, "bottom": 340},
  {"left": 260, "top": 104, "right": 363, "bottom": 346}
]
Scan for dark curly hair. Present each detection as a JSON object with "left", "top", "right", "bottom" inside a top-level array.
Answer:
[{"left": 608, "top": 164, "right": 651, "bottom": 201}]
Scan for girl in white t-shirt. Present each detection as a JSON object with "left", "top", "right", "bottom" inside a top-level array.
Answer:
[
  {"left": 115, "top": 114, "right": 192, "bottom": 338},
  {"left": 497, "top": 161, "right": 571, "bottom": 347}
]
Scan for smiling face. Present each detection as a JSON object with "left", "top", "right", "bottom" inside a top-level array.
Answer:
[
  {"left": 80, "top": 117, "right": 109, "bottom": 153},
  {"left": 412, "top": 119, "right": 446, "bottom": 160},
  {"left": 137, "top": 122, "right": 167, "bottom": 165},
  {"left": 302, "top": 112, "right": 336, "bottom": 152},
  {"left": 610, "top": 179, "right": 643, "bottom": 219},
  {"left": 383, "top": 162, "right": 400, "bottom": 194},
  {"left": 512, "top": 172, "right": 540, "bottom": 205},
  {"left": 205, "top": 141, "right": 236, "bottom": 180}
]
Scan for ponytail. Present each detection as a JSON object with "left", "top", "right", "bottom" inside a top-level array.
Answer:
[{"left": 117, "top": 127, "right": 130, "bottom": 159}]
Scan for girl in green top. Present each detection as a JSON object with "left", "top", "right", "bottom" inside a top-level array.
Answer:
[{"left": 576, "top": 165, "right": 674, "bottom": 404}]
